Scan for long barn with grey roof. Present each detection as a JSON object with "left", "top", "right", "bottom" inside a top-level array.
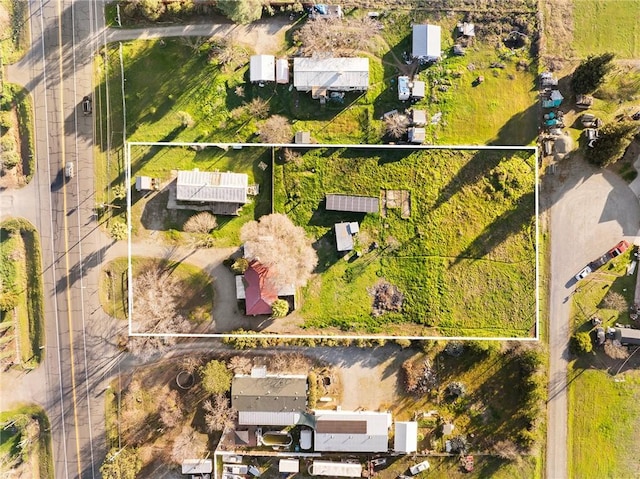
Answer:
[{"left": 326, "top": 194, "right": 379, "bottom": 213}]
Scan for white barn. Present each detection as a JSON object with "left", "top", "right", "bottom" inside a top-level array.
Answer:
[
  {"left": 294, "top": 57, "right": 369, "bottom": 98},
  {"left": 412, "top": 24, "right": 442, "bottom": 61},
  {"left": 394, "top": 421, "right": 418, "bottom": 453},
  {"left": 250, "top": 54, "right": 275, "bottom": 83}
]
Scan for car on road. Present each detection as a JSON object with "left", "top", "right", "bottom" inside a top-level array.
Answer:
[
  {"left": 575, "top": 265, "right": 592, "bottom": 281},
  {"left": 409, "top": 460, "right": 430, "bottom": 475},
  {"left": 64, "top": 162, "right": 74, "bottom": 178},
  {"left": 608, "top": 240, "right": 629, "bottom": 258},
  {"left": 82, "top": 95, "right": 92, "bottom": 115}
]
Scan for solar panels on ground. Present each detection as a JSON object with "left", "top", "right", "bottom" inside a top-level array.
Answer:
[{"left": 326, "top": 194, "right": 378, "bottom": 213}]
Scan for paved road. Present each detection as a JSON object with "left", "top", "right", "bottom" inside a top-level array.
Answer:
[
  {"left": 545, "top": 157, "right": 640, "bottom": 479},
  {"left": 1, "top": 0, "right": 120, "bottom": 477}
]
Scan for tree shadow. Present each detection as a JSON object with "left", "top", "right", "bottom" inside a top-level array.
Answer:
[{"left": 452, "top": 191, "right": 535, "bottom": 264}]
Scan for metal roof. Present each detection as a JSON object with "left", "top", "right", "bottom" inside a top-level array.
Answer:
[
  {"left": 276, "top": 58, "right": 289, "bottom": 84},
  {"left": 394, "top": 421, "right": 418, "bottom": 453},
  {"left": 294, "top": 57, "right": 369, "bottom": 91},
  {"left": 182, "top": 459, "right": 213, "bottom": 474},
  {"left": 176, "top": 170, "right": 248, "bottom": 204},
  {"left": 335, "top": 222, "right": 355, "bottom": 252},
  {"left": 412, "top": 24, "right": 442, "bottom": 60},
  {"left": 232, "top": 375, "right": 307, "bottom": 413},
  {"left": 250, "top": 54, "right": 275, "bottom": 82},
  {"left": 314, "top": 411, "right": 391, "bottom": 452},
  {"left": 238, "top": 411, "right": 302, "bottom": 426},
  {"left": 326, "top": 194, "right": 379, "bottom": 213},
  {"left": 311, "top": 461, "right": 362, "bottom": 478}
]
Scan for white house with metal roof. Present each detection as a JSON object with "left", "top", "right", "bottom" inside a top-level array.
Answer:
[
  {"left": 176, "top": 170, "right": 248, "bottom": 204},
  {"left": 294, "top": 57, "right": 369, "bottom": 99},
  {"left": 313, "top": 410, "right": 391, "bottom": 452},
  {"left": 412, "top": 24, "right": 442, "bottom": 61},
  {"left": 250, "top": 54, "right": 275, "bottom": 83}
]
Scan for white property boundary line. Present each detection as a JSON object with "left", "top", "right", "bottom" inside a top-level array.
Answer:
[{"left": 125, "top": 141, "right": 539, "bottom": 342}]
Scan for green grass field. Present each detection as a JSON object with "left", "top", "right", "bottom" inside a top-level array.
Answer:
[
  {"left": 275, "top": 147, "right": 536, "bottom": 336},
  {"left": 99, "top": 256, "right": 214, "bottom": 321},
  {"left": 573, "top": 0, "right": 640, "bottom": 58},
  {"left": 0, "top": 404, "right": 53, "bottom": 478},
  {"left": 568, "top": 366, "right": 640, "bottom": 478}
]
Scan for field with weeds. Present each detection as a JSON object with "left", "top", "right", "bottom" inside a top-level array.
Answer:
[
  {"left": 568, "top": 366, "right": 640, "bottom": 478},
  {"left": 0, "top": 404, "right": 53, "bottom": 478},
  {"left": 572, "top": 0, "right": 640, "bottom": 58},
  {"left": 0, "top": 218, "right": 45, "bottom": 368},
  {"left": 99, "top": 256, "right": 214, "bottom": 322},
  {"left": 0, "top": 0, "right": 29, "bottom": 64},
  {"left": 275, "top": 147, "right": 536, "bottom": 336}
]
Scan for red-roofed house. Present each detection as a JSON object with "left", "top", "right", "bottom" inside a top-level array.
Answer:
[{"left": 243, "top": 261, "right": 278, "bottom": 316}]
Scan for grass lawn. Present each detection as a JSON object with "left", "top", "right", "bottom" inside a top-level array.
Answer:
[
  {"left": 275, "top": 147, "right": 536, "bottom": 336},
  {"left": 0, "top": 404, "right": 53, "bottom": 478},
  {"left": 568, "top": 366, "right": 640, "bottom": 478},
  {"left": 99, "top": 256, "right": 214, "bottom": 321},
  {"left": 573, "top": 0, "right": 640, "bottom": 58},
  {"left": 571, "top": 249, "right": 635, "bottom": 331},
  {"left": 0, "top": 219, "right": 45, "bottom": 367}
]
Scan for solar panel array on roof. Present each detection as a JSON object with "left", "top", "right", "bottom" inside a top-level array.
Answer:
[
  {"left": 326, "top": 194, "right": 379, "bottom": 213},
  {"left": 316, "top": 419, "right": 367, "bottom": 434}
]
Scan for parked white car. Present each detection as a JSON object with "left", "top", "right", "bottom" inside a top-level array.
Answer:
[
  {"left": 575, "top": 265, "right": 592, "bottom": 281},
  {"left": 409, "top": 460, "right": 430, "bottom": 475}
]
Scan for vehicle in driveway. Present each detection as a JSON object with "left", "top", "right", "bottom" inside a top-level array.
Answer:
[
  {"left": 589, "top": 254, "right": 608, "bottom": 270},
  {"left": 224, "top": 465, "right": 248, "bottom": 475},
  {"left": 608, "top": 240, "right": 629, "bottom": 258},
  {"left": 409, "top": 460, "right": 430, "bottom": 475},
  {"left": 575, "top": 265, "right": 592, "bottom": 281},
  {"left": 371, "top": 457, "right": 387, "bottom": 467}
]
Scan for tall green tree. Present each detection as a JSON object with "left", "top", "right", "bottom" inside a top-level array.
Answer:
[
  {"left": 571, "top": 52, "right": 615, "bottom": 95},
  {"left": 585, "top": 121, "right": 638, "bottom": 167},
  {"left": 217, "top": 0, "right": 263, "bottom": 24},
  {"left": 200, "top": 360, "right": 232, "bottom": 395}
]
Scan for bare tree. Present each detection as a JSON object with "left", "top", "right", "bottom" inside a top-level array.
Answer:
[
  {"left": 127, "top": 265, "right": 191, "bottom": 359},
  {"left": 384, "top": 113, "right": 410, "bottom": 139},
  {"left": 240, "top": 213, "right": 318, "bottom": 287},
  {"left": 259, "top": 115, "right": 293, "bottom": 143},
  {"left": 604, "top": 340, "right": 629, "bottom": 359},
  {"left": 159, "top": 388, "right": 184, "bottom": 429},
  {"left": 203, "top": 394, "right": 238, "bottom": 432},
  {"left": 184, "top": 212, "right": 218, "bottom": 233},
  {"left": 244, "top": 98, "right": 270, "bottom": 119},
  {"left": 228, "top": 355, "right": 253, "bottom": 374},
  {"left": 171, "top": 426, "right": 206, "bottom": 464},
  {"left": 283, "top": 148, "right": 302, "bottom": 165},
  {"left": 602, "top": 291, "right": 627, "bottom": 312},
  {"left": 493, "top": 439, "right": 520, "bottom": 460},
  {"left": 209, "top": 38, "right": 249, "bottom": 71}
]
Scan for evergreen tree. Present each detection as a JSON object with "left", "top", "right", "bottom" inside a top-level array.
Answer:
[
  {"left": 571, "top": 53, "right": 615, "bottom": 94},
  {"left": 585, "top": 122, "right": 637, "bottom": 167},
  {"left": 217, "top": 0, "right": 263, "bottom": 24}
]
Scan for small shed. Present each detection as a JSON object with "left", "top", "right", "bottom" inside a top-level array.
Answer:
[
  {"left": 411, "top": 80, "right": 425, "bottom": 99},
  {"left": 279, "top": 459, "right": 300, "bottom": 473},
  {"left": 135, "top": 176, "right": 153, "bottom": 192},
  {"left": 408, "top": 127, "right": 426, "bottom": 144},
  {"left": 276, "top": 58, "right": 289, "bottom": 84},
  {"left": 411, "top": 109, "right": 427, "bottom": 126},
  {"left": 335, "top": 222, "right": 359, "bottom": 252},
  {"left": 456, "top": 22, "right": 475, "bottom": 37},
  {"left": 182, "top": 459, "right": 213, "bottom": 474},
  {"left": 398, "top": 76, "right": 410, "bottom": 101},
  {"left": 394, "top": 421, "right": 418, "bottom": 454},
  {"left": 250, "top": 55, "right": 275, "bottom": 83},
  {"left": 295, "top": 131, "right": 311, "bottom": 144}
]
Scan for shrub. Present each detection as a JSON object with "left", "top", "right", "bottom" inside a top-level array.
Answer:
[
  {"left": 231, "top": 258, "right": 249, "bottom": 274},
  {"left": 0, "top": 111, "right": 12, "bottom": 130},
  {"left": 109, "top": 222, "right": 127, "bottom": 241},
  {"left": 199, "top": 360, "right": 232, "bottom": 395},
  {"left": 183, "top": 212, "right": 217, "bottom": 234},
  {"left": 395, "top": 338, "right": 412, "bottom": 349},
  {"left": 2, "top": 150, "right": 20, "bottom": 170},
  {"left": 570, "top": 331, "right": 593, "bottom": 355},
  {"left": 271, "top": 299, "right": 289, "bottom": 318}
]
